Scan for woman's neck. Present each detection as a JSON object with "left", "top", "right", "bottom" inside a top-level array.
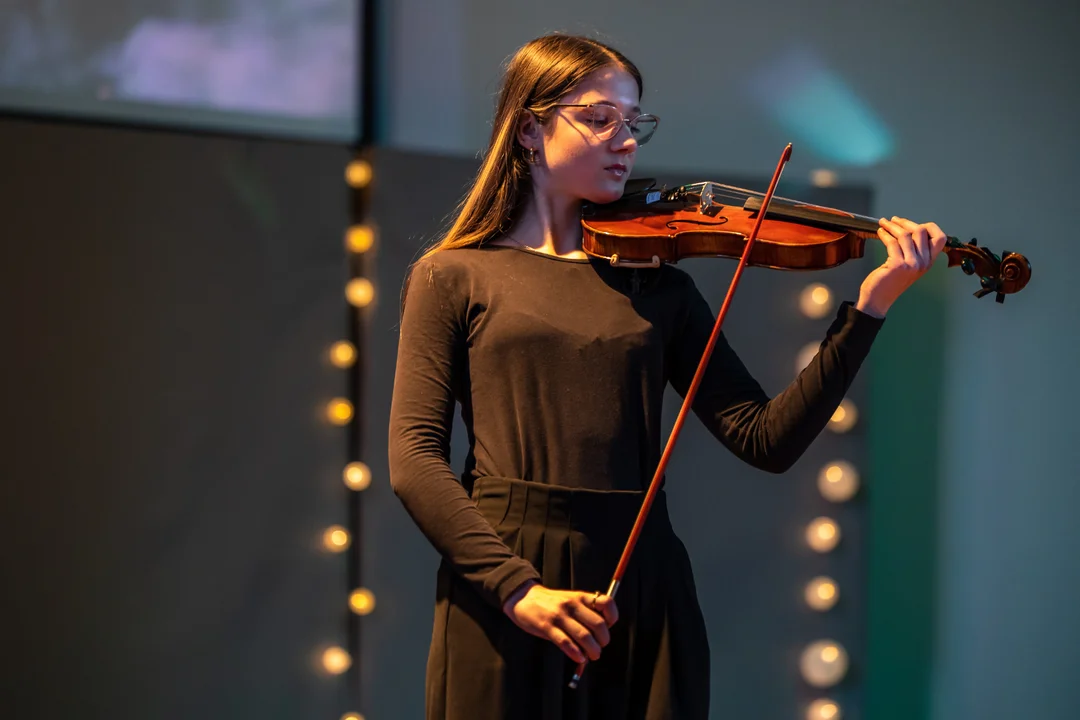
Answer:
[{"left": 509, "top": 190, "right": 585, "bottom": 258}]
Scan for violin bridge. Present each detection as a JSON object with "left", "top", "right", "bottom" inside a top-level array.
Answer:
[
  {"left": 698, "top": 182, "right": 720, "bottom": 216},
  {"left": 695, "top": 180, "right": 721, "bottom": 216}
]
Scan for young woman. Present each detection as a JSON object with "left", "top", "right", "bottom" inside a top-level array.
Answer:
[{"left": 388, "top": 33, "right": 946, "bottom": 720}]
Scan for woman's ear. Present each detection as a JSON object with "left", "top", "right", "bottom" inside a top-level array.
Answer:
[{"left": 515, "top": 109, "right": 541, "bottom": 151}]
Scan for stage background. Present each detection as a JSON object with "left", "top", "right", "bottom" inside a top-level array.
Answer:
[
  {"left": 376, "top": 2, "right": 1078, "bottom": 719},
  {"left": 2, "top": 0, "right": 1076, "bottom": 718}
]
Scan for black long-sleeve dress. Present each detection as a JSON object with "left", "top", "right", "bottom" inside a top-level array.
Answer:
[{"left": 388, "top": 244, "right": 883, "bottom": 720}]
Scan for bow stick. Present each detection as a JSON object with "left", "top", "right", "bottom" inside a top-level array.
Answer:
[{"left": 569, "top": 143, "right": 794, "bottom": 689}]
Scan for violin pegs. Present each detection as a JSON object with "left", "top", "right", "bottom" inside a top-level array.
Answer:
[{"left": 996, "top": 292, "right": 1006, "bottom": 304}]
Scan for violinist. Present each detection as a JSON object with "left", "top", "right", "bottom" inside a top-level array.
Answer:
[{"left": 387, "top": 32, "right": 947, "bottom": 720}]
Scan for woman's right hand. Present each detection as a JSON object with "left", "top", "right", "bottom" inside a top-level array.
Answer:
[{"left": 501, "top": 581, "right": 619, "bottom": 663}]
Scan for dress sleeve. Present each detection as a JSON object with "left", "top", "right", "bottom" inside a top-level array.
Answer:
[
  {"left": 387, "top": 259, "right": 541, "bottom": 608},
  {"left": 668, "top": 273, "right": 885, "bottom": 474}
]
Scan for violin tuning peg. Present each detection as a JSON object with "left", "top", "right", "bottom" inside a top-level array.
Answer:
[
  {"left": 970, "top": 237, "right": 979, "bottom": 246},
  {"left": 973, "top": 286, "right": 993, "bottom": 299},
  {"left": 996, "top": 292, "right": 1006, "bottom": 304}
]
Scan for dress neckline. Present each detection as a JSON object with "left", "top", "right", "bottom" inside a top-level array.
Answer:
[{"left": 484, "top": 243, "right": 593, "bottom": 264}]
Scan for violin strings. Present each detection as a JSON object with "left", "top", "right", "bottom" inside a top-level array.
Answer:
[
  {"left": 680, "top": 181, "right": 804, "bottom": 207},
  {"left": 675, "top": 181, "right": 880, "bottom": 224}
]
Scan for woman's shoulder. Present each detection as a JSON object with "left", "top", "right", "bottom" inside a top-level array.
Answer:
[
  {"left": 404, "top": 247, "right": 493, "bottom": 304},
  {"left": 409, "top": 246, "right": 483, "bottom": 277}
]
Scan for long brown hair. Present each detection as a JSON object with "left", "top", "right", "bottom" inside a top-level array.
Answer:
[{"left": 419, "top": 33, "right": 642, "bottom": 260}]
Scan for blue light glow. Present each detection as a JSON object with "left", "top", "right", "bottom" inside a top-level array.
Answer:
[{"left": 746, "top": 46, "right": 895, "bottom": 166}]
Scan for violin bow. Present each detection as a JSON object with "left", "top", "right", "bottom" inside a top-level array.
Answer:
[{"left": 570, "top": 143, "right": 794, "bottom": 689}]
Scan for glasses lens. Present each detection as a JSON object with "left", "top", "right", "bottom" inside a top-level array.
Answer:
[
  {"left": 630, "top": 115, "right": 658, "bottom": 145},
  {"left": 584, "top": 106, "right": 659, "bottom": 145},
  {"left": 588, "top": 105, "right": 623, "bottom": 140}
]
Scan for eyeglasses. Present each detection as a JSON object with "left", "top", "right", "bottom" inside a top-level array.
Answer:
[{"left": 551, "top": 103, "right": 660, "bottom": 145}]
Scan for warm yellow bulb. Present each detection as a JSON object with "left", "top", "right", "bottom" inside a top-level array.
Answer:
[
  {"left": 799, "top": 283, "right": 834, "bottom": 319},
  {"left": 346, "top": 278, "right": 375, "bottom": 308},
  {"left": 322, "top": 646, "right": 352, "bottom": 674},
  {"left": 795, "top": 341, "right": 820, "bottom": 376},
  {"left": 327, "top": 398, "right": 354, "bottom": 425},
  {"left": 330, "top": 341, "right": 357, "bottom": 368},
  {"left": 346, "top": 225, "right": 375, "bottom": 253},
  {"left": 341, "top": 713, "right": 366, "bottom": 720},
  {"left": 806, "top": 517, "right": 841, "bottom": 553},
  {"left": 827, "top": 400, "right": 858, "bottom": 433},
  {"left": 349, "top": 588, "right": 376, "bottom": 615},
  {"left": 799, "top": 640, "right": 849, "bottom": 688},
  {"left": 810, "top": 169, "right": 839, "bottom": 188},
  {"left": 345, "top": 159, "right": 372, "bottom": 188},
  {"left": 818, "top": 460, "right": 860, "bottom": 502},
  {"left": 344, "top": 462, "right": 371, "bottom": 491},
  {"left": 323, "top": 525, "right": 351, "bottom": 552},
  {"left": 805, "top": 576, "right": 840, "bottom": 611},
  {"left": 807, "top": 698, "right": 842, "bottom": 720}
]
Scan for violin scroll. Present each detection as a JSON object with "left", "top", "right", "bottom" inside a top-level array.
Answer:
[{"left": 944, "top": 237, "right": 1031, "bottom": 303}]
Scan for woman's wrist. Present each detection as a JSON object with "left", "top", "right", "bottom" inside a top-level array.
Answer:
[
  {"left": 855, "top": 293, "right": 888, "bottom": 319},
  {"left": 501, "top": 579, "right": 538, "bottom": 616}
]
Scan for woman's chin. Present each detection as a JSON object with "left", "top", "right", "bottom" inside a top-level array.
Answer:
[{"left": 584, "top": 184, "right": 627, "bottom": 206}]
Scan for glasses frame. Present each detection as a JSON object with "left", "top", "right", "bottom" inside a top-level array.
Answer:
[{"left": 550, "top": 103, "right": 660, "bottom": 145}]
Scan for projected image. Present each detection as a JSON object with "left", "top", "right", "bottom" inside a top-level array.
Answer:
[{"left": 0, "top": 0, "right": 359, "bottom": 140}]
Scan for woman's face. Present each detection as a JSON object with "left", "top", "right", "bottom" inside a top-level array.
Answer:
[{"left": 523, "top": 66, "right": 644, "bottom": 205}]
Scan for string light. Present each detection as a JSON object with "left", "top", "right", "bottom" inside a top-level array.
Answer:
[
  {"left": 810, "top": 169, "right": 839, "bottom": 188},
  {"left": 321, "top": 646, "right": 352, "bottom": 674},
  {"left": 799, "top": 283, "right": 834, "bottom": 319},
  {"left": 827, "top": 400, "right": 858, "bottom": 433},
  {"left": 806, "top": 517, "right": 841, "bottom": 553},
  {"left": 323, "top": 525, "right": 351, "bottom": 552},
  {"left": 344, "top": 462, "right": 372, "bottom": 491},
  {"left": 807, "top": 698, "right": 842, "bottom": 720},
  {"left": 818, "top": 460, "right": 860, "bottom": 502},
  {"left": 345, "top": 159, "right": 372, "bottom": 188},
  {"left": 804, "top": 576, "right": 840, "bottom": 611},
  {"left": 327, "top": 398, "right": 354, "bottom": 425},
  {"left": 796, "top": 341, "right": 820, "bottom": 375},
  {"left": 342, "top": 154, "right": 371, "bottom": 719},
  {"left": 330, "top": 341, "right": 357, "bottom": 368},
  {"left": 346, "top": 225, "right": 375, "bottom": 253},
  {"left": 346, "top": 278, "right": 375, "bottom": 308},
  {"left": 349, "top": 588, "right": 376, "bottom": 615},
  {"left": 799, "top": 640, "right": 849, "bottom": 688}
]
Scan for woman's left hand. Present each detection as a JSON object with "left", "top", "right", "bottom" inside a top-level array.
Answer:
[{"left": 855, "top": 216, "right": 949, "bottom": 318}]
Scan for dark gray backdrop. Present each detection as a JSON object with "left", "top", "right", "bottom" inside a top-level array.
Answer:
[{"left": 2, "top": 117, "right": 354, "bottom": 719}]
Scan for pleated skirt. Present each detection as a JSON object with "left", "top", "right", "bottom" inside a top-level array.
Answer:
[{"left": 425, "top": 477, "right": 710, "bottom": 720}]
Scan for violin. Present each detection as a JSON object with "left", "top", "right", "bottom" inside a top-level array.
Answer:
[
  {"left": 582, "top": 177, "right": 1031, "bottom": 303},
  {"left": 567, "top": 144, "right": 1031, "bottom": 691}
]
